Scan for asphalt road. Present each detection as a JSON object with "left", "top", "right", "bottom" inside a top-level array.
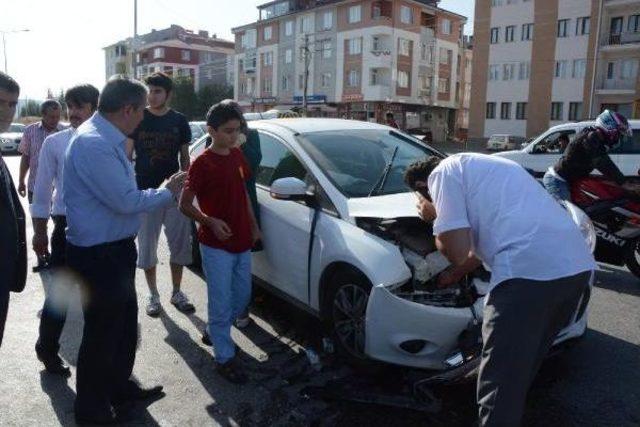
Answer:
[{"left": 0, "top": 153, "right": 638, "bottom": 427}]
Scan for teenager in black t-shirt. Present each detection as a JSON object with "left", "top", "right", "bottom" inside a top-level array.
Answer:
[{"left": 129, "top": 72, "right": 195, "bottom": 317}]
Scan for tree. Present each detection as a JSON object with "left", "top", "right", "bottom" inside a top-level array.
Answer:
[
  {"left": 20, "top": 100, "right": 40, "bottom": 117},
  {"left": 57, "top": 89, "right": 68, "bottom": 121},
  {"left": 196, "top": 83, "right": 233, "bottom": 119},
  {"left": 170, "top": 77, "right": 198, "bottom": 120}
]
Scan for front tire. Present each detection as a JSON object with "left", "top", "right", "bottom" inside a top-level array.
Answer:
[{"left": 623, "top": 239, "right": 640, "bottom": 279}]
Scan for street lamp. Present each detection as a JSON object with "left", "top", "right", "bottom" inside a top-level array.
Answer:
[{"left": 1, "top": 29, "right": 30, "bottom": 73}]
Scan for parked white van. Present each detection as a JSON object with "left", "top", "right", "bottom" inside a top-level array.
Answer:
[{"left": 493, "top": 120, "right": 640, "bottom": 177}]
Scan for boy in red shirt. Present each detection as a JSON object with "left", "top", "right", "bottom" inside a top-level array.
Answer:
[{"left": 180, "top": 102, "right": 260, "bottom": 383}]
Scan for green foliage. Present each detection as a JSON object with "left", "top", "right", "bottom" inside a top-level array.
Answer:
[{"left": 170, "top": 77, "right": 234, "bottom": 120}]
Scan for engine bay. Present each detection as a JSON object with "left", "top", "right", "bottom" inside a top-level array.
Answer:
[{"left": 356, "top": 217, "right": 490, "bottom": 307}]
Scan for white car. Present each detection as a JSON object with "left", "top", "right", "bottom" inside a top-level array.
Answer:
[
  {"left": 486, "top": 134, "right": 523, "bottom": 151},
  {"left": 493, "top": 120, "right": 640, "bottom": 177},
  {"left": 189, "top": 119, "right": 591, "bottom": 374},
  {"left": 0, "top": 123, "right": 25, "bottom": 154}
]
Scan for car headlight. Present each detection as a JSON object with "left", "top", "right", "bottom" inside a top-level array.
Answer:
[{"left": 561, "top": 201, "right": 597, "bottom": 253}]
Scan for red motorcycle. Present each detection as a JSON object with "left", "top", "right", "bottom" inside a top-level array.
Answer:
[{"left": 571, "top": 176, "right": 640, "bottom": 278}]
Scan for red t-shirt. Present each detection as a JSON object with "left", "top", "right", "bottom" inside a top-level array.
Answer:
[{"left": 185, "top": 147, "right": 253, "bottom": 253}]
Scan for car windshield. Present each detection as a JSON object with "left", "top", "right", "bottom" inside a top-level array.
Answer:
[
  {"left": 297, "top": 129, "right": 443, "bottom": 198},
  {"left": 9, "top": 124, "right": 24, "bottom": 133}
]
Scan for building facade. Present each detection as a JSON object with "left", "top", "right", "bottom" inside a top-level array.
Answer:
[
  {"left": 104, "top": 25, "right": 235, "bottom": 90},
  {"left": 470, "top": 0, "right": 640, "bottom": 140},
  {"left": 232, "top": 0, "right": 467, "bottom": 137}
]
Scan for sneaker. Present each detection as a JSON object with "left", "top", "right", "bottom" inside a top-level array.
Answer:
[
  {"left": 216, "top": 358, "right": 247, "bottom": 384},
  {"left": 234, "top": 316, "right": 251, "bottom": 329},
  {"left": 170, "top": 290, "right": 195, "bottom": 314},
  {"left": 146, "top": 295, "right": 162, "bottom": 317}
]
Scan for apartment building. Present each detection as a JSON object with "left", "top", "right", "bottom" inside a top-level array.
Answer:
[
  {"left": 232, "top": 0, "right": 467, "bottom": 135},
  {"left": 591, "top": 0, "right": 640, "bottom": 119},
  {"left": 455, "top": 36, "right": 473, "bottom": 140},
  {"left": 471, "top": 0, "right": 640, "bottom": 140},
  {"left": 104, "top": 25, "right": 235, "bottom": 90}
]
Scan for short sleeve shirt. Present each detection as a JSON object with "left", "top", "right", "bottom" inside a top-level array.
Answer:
[
  {"left": 184, "top": 148, "right": 252, "bottom": 253},
  {"left": 429, "top": 153, "right": 596, "bottom": 290},
  {"left": 131, "top": 109, "right": 191, "bottom": 190}
]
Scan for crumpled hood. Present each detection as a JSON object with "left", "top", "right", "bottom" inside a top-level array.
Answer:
[{"left": 347, "top": 192, "right": 420, "bottom": 219}]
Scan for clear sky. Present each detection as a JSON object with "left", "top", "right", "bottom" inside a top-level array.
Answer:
[{"left": 0, "top": 0, "right": 474, "bottom": 100}]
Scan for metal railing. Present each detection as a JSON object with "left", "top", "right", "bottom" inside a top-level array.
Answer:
[{"left": 602, "top": 31, "right": 640, "bottom": 46}]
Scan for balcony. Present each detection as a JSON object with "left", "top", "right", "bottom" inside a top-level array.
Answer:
[
  {"left": 601, "top": 31, "right": 640, "bottom": 49},
  {"left": 597, "top": 77, "right": 637, "bottom": 95}
]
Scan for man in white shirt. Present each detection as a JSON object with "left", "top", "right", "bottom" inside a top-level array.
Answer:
[
  {"left": 404, "top": 153, "right": 596, "bottom": 427},
  {"left": 31, "top": 84, "right": 99, "bottom": 375}
]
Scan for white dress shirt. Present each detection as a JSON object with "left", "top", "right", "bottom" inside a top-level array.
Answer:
[{"left": 30, "top": 128, "right": 75, "bottom": 218}]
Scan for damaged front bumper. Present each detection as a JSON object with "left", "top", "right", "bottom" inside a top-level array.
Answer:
[{"left": 365, "top": 282, "right": 485, "bottom": 371}]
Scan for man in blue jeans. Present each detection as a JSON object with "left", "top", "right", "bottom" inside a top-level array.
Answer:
[{"left": 179, "top": 102, "right": 260, "bottom": 384}]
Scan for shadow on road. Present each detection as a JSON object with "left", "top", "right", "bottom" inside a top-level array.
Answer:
[{"left": 594, "top": 266, "right": 640, "bottom": 297}]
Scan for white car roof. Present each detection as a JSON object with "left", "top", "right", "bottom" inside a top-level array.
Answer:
[
  {"left": 546, "top": 119, "right": 640, "bottom": 133},
  {"left": 251, "top": 118, "right": 391, "bottom": 134}
]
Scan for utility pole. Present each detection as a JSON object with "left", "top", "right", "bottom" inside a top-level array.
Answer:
[
  {"left": 302, "top": 34, "right": 311, "bottom": 117},
  {"left": 133, "top": 0, "right": 139, "bottom": 78},
  {"left": 0, "top": 29, "right": 29, "bottom": 73}
]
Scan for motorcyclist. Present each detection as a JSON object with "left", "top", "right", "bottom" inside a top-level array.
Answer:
[{"left": 543, "top": 110, "right": 633, "bottom": 201}]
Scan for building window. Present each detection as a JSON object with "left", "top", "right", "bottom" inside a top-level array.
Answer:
[
  {"left": 439, "top": 47, "right": 449, "bottom": 64},
  {"left": 420, "top": 43, "right": 428, "bottom": 61},
  {"left": 621, "top": 59, "right": 639, "bottom": 79},
  {"left": 629, "top": 15, "right": 640, "bottom": 33},
  {"left": 181, "top": 50, "right": 191, "bottom": 61},
  {"left": 282, "top": 75, "right": 291, "bottom": 91},
  {"left": 285, "top": 49, "right": 293, "bottom": 64},
  {"left": 348, "top": 38, "right": 362, "bottom": 55},
  {"left": 438, "top": 78, "right": 449, "bottom": 93},
  {"left": 323, "top": 11, "right": 333, "bottom": 30},
  {"left": 442, "top": 18, "right": 452, "bottom": 35},
  {"left": 554, "top": 60, "right": 567, "bottom": 78},
  {"left": 502, "top": 63, "right": 515, "bottom": 81},
  {"left": 373, "top": 36, "right": 382, "bottom": 52},
  {"left": 401, "top": 6, "right": 413, "bottom": 24},
  {"left": 518, "top": 61, "right": 530, "bottom": 80},
  {"left": 500, "top": 102, "right": 511, "bottom": 120},
  {"left": 505, "top": 25, "right": 515, "bottom": 42},
  {"left": 489, "top": 65, "right": 500, "bottom": 81},
  {"left": 153, "top": 47, "right": 165, "bottom": 59},
  {"left": 490, "top": 27, "right": 500, "bottom": 44},
  {"left": 322, "top": 40, "right": 332, "bottom": 59},
  {"left": 522, "top": 23, "right": 534, "bottom": 41},
  {"left": 557, "top": 19, "right": 569, "bottom": 38},
  {"left": 300, "top": 16, "right": 311, "bottom": 33},
  {"left": 348, "top": 5, "right": 362, "bottom": 23},
  {"left": 486, "top": 102, "right": 496, "bottom": 119},
  {"left": 607, "top": 62, "right": 615, "bottom": 79},
  {"left": 298, "top": 74, "right": 305, "bottom": 90},
  {"left": 576, "top": 17, "right": 590, "bottom": 35},
  {"left": 399, "top": 39, "right": 411, "bottom": 56},
  {"left": 285, "top": 20, "right": 294, "bottom": 36},
  {"left": 398, "top": 70, "right": 409, "bottom": 88},
  {"left": 263, "top": 51, "right": 273, "bottom": 66},
  {"left": 551, "top": 102, "right": 564, "bottom": 120},
  {"left": 572, "top": 59, "right": 586, "bottom": 79},
  {"left": 262, "top": 77, "right": 272, "bottom": 93},
  {"left": 348, "top": 69, "right": 360, "bottom": 87},
  {"left": 491, "top": 0, "right": 502, "bottom": 6},
  {"left": 321, "top": 72, "right": 332, "bottom": 88},
  {"left": 371, "top": 69, "right": 380, "bottom": 85},
  {"left": 516, "top": 102, "right": 527, "bottom": 120},
  {"left": 569, "top": 102, "right": 583, "bottom": 121},
  {"left": 264, "top": 26, "right": 273, "bottom": 41}
]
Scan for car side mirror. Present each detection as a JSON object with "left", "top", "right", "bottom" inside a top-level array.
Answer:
[{"left": 270, "top": 177, "right": 313, "bottom": 202}]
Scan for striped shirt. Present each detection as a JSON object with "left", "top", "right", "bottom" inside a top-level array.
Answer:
[{"left": 18, "top": 122, "right": 64, "bottom": 192}]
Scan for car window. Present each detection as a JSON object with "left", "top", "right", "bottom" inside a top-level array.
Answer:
[
  {"left": 256, "top": 132, "right": 308, "bottom": 187},
  {"left": 618, "top": 129, "right": 640, "bottom": 154},
  {"left": 297, "top": 129, "right": 440, "bottom": 198},
  {"left": 189, "top": 124, "right": 205, "bottom": 142},
  {"left": 9, "top": 124, "right": 24, "bottom": 133},
  {"left": 532, "top": 130, "right": 576, "bottom": 154}
]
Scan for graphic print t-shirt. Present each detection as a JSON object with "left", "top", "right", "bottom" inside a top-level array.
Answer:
[{"left": 131, "top": 109, "right": 191, "bottom": 189}]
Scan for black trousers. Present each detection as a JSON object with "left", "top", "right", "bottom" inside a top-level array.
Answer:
[
  {"left": 37, "top": 215, "right": 70, "bottom": 356},
  {"left": 67, "top": 237, "right": 138, "bottom": 418},
  {"left": 477, "top": 271, "right": 591, "bottom": 426},
  {"left": 0, "top": 281, "right": 8, "bottom": 347}
]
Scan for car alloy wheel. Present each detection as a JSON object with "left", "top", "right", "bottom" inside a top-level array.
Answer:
[{"left": 332, "top": 283, "right": 369, "bottom": 358}]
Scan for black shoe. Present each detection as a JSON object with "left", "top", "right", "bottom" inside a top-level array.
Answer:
[
  {"left": 36, "top": 345, "right": 71, "bottom": 376},
  {"left": 216, "top": 358, "right": 247, "bottom": 384},
  {"left": 127, "top": 384, "right": 164, "bottom": 401}
]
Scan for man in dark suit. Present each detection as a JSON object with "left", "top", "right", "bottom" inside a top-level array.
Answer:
[{"left": 0, "top": 71, "right": 27, "bottom": 346}]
